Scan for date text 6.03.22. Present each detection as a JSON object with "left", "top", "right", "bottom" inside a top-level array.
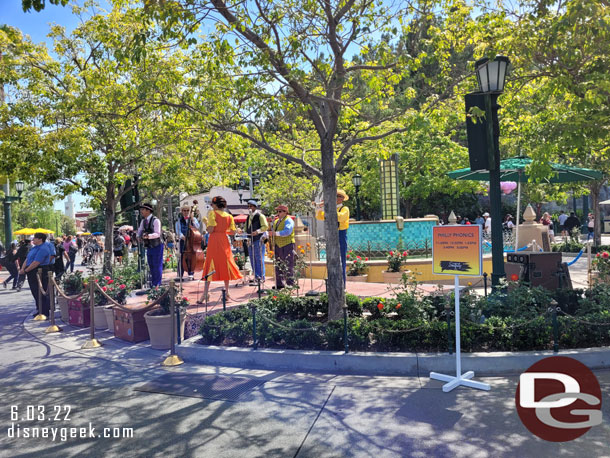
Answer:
[{"left": 11, "top": 405, "right": 71, "bottom": 422}]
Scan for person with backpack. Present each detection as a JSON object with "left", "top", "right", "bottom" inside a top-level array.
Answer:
[
  {"left": 137, "top": 202, "right": 164, "bottom": 287},
  {"left": 113, "top": 229, "right": 125, "bottom": 264},
  {"left": 63, "top": 235, "right": 77, "bottom": 272}
]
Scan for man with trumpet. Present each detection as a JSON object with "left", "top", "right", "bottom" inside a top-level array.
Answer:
[{"left": 314, "top": 189, "right": 350, "bottom": 285}]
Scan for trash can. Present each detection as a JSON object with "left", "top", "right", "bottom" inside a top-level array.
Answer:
[{"left": 604, "top": 219, "right": 610, "bottom": 233}]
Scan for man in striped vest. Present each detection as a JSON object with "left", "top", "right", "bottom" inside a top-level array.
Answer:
[{"left": 269, "top": 204, "right": 295, "bottom": 289}]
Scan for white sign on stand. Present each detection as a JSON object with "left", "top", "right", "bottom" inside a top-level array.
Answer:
[{"left": 429, "top": 225, "right": 490, "bottom": 392}]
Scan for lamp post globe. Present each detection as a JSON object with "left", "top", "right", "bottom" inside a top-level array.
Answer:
[
  {"left": 475, "top": 56, "right": 510, "bottom": 93},
  {"left": 352, "top": 173, "right": 362, "bottom": 221}
]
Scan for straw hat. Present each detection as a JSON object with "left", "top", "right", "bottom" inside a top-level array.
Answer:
[{"left": 336, "top": 189, "right": 349, "bottom": 201}]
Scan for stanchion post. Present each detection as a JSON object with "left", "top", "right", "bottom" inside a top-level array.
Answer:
[
  {"left": 251, "top": 304, "right": 257, "bottom": 350},
  {"left": 550, "top": 299, "right": 559, "bottom": 353},
  {"left": 483, "top": 272, "right": 488, "bottom": 297},
  {"left": 81, "top": 280, "right": 102, "bottom": 349},
  {"left": 445, "top": 301, "right": 452, "bottom": 355},
  {"left": 257, "top": 278, "right": 262, "bottom": 300},
  {"left": 45, "top": 271, "right": 61, "bottom": 333},
  {"left": 33, "top": 269, "right": 47, "bottom": 321},
  {"left": 343, "top": 305, "right": 349, "bottom": 354},
  {"left": 222, "top": 288, "right": 226, "bottom": 311},
  {"left": 163, "top": 279, "right": 184, "bottom": 366}
]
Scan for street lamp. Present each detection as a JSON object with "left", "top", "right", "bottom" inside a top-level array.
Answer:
[
  {"left": 237, "top": 187, "right": 244, "bottom": 204},
  {"left": 2, "top": 179, "right": 24, "bottom": 247},
  {"left": 467, "top": 55, "right": 510, "bottom": 288},
  {"left": 352, "top": 173, "right": 362, "bottom": 221}
]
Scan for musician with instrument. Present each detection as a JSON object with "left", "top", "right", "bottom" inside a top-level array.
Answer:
[
  {"left": 175, "top": 204, "right": 201, "bottom": 281},
  {"left": 244, "top": 200, "right": 269, "bottom": 284},
  {"left": 315, "top": 189, "right": 350, "bottom": 285},
  {"left": 268, "top": 204, "right": 295, "bottom": 290},
  {"left": 137, "top": 202, "right": 164, "bottom": 287}
]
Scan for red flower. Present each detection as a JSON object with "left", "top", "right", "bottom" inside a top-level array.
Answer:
[
  {"left": 94, "top": 279, "right": 99, "bottom": 283},
  {"left": 183, "top": 296, "right": 189, "bottom": 301},
  {"left": 102, "top": 286, "right": 107, "bottom": 291},
  {"left": 396, "top": 303, "right": 402, "bottom": 309},
  {"left": 103, "top": 276, "right": 110, "bottom": 281},
  {"left": 389, "top": 251, "right": 393, "bottom": 256},
  {"left": 273, "top": 296, "right": 277, "bottom": 300},
  {"left": 596, "top": 253, "right": 601, "bottom": 258},
  {"left": 365, "top": 257, "right": 368, "bottom": 261},
  {"left": 108, "top": 279, "right": 114, "bottom": 284},
  {"left": 357, "top": 256, "right": 361, "bottom": 260},
  {"left": 119, "top": 284, "right": 126, "bottom": 290},
  {"left": 377, "top": 302, "right": 383, "bottom": 310},
  {"left": 603, "top": 252, "right": 609, "bottom": 259},
  {"left": 511, "top": 274, "right": 519, "bottom": 281},
  {"left": 346, "top": 254, "right": 350, "bottom": 259},
  {"left": 403, "top": 251, "right": 408, "bottom": 256}
]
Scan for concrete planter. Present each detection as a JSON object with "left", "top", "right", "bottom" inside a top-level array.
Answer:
[
  {"left": 103, "top": 306, "right": 115, "bottom": 333},
  {"left": 346, "top": 274, "right": 368, "bottom": 282},
  {"left": 57, "top": 296, "right": 70, "bottom": 324},
  {"left": 93, "top": 305, "right": 107, "bottom": 330},
  {"left": 382, "top": 270, "right": 406, "bottom": 283},
  {"left": 144, "top": 309, "right": 186, "bottom": 350}
]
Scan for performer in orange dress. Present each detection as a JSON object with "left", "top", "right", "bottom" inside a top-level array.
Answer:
[{"left": 198, "top": 196, "right": 242, "bottom": 304}]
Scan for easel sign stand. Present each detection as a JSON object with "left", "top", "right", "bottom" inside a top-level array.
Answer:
[{"left": 429, "top": 221, "right": 490, "bottom": 392}]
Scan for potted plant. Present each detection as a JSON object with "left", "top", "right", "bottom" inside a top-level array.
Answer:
[
  {"left": 59, "top": 272, "right": 84, "bottom": 324},
  {"left": 103, "top": 279, "right": 129, "bottom": 333},
  {"left": 144, "top": 286, "right": 189, "bottom": 349},
  {"left": 346, "top": 250, "right": 368, "bottom": 282},
  {"left": 383, "top": 249, "right": 409, "bottom": 283},
  {"left": 591, "top": 251, "right": 610, "bottom": 284},
  {"left": 80, "top": 275, "right": 117, "bottom": 329},
  {"left": 234, "top": 252, "right": 250, "bottom": 282}
]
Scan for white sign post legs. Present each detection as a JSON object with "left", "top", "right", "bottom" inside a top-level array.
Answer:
[{"left": 430, "top": 275, "right": 490, "bottom": 392}]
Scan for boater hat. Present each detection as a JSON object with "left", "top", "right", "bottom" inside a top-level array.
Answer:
[
  {"left": 139, "top": 202, "right": 154, "bottom": 212},
  {"left": 275, "top": 205, "right": 289, "bottom": 212},
  {"left": 336, "top": 189, "right": 349, "bottom": 201}
]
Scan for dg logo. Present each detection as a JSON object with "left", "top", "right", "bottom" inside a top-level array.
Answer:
[{"left": 516, "top": 356, "right": 603, "bottom": 442}]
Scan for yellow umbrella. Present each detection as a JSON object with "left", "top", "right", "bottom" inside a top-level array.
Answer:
[
  {"left": 13, "top": 228, "right": 37, "bottom": 235},
  {"left": 81, "top": 232, "right": 91, "bottom": 235},
  {"left": 33, "top": 228, "right": 54, "bottom": 234}
]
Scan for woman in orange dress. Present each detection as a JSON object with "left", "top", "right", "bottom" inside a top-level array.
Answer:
[{"left": 198, "top": 196, "right": 242, "bottom": 304}]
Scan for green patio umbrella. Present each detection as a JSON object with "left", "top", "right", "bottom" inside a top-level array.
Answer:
[{"left": 448, "top": 156, "right": 603, "bottom": 250}]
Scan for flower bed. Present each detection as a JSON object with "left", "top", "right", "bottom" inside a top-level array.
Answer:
[{"left": 199, "top": 282, "right": 610, "bottom": 352}]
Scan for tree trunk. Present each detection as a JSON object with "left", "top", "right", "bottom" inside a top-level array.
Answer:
[
  {"left": 320, "top": 138, "right": 344, "bottom": 321},
  {"left": 103, "top": 173, "right": 116, "bottom": 275}
]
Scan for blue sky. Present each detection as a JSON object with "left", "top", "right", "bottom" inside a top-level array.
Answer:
[{"left": 2, "top": 0, "right": 100, "bottom": 211}]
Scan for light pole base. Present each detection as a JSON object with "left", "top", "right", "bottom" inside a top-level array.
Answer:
[
  {"left": 491, "top": 273, "right": 505, "bottom": 288},
  {"left": 305, "top": 290, "right": 320, "bottom": 297},
  {"left": 430, "top": 371, "right": 490, "bottom": 392},
  {"left": 162, "top": 354, "right": 184, "bottom": 366}
]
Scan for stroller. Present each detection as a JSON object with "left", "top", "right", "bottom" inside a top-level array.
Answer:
[{"left": 81, "top": 242, "right": 96, "bottom": 266}]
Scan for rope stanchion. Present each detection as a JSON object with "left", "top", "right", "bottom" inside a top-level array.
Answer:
[
  {"left": 81, "top": 280, "right": 102, "bottom": 349},
  {"left": 33, "top": 269, "right": 48, "bottom": 321},
  {"left": 51, "top": 276, "right": 85, "bottom": 301},
  {"left": 557, "top": 310, "right": 610, "bottom": 327},
  {"left": 45, "top": 271, "right": 62, "bottom": 334},
  {"left": 566, "top": 248, "right": 584, "bottom": 266},
  {"left": 162, "top": 279, "right": 184, "bottom": 366}
]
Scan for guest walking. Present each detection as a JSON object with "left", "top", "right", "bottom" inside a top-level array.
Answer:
[
  {"left": 198, "top": 196, "right": 242, "bottom": 304},
  {"left": 2, "top": 243, "right": 20, "bottom": 289}
]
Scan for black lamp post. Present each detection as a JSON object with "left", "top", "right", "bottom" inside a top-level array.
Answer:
[
  {"left": 467, "top": 56, "right": 510, "bottom": 288},
  {"left": 2, "top": 179, "right": 24, "bottom": 247},
  {"left": 237, "top": 188, "right": 243, "bottom": 204},
  {"left": 352, "top": 173, "right": 362, "bottom": 221}
]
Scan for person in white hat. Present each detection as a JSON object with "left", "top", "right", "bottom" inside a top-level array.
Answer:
[{"left": 483, "top": 212, "right": 491, "bottom": 237}]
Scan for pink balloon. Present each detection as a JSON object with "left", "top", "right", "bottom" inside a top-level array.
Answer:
[{"left": 501, "top": 181, "right": 517, "bottom": 194}]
